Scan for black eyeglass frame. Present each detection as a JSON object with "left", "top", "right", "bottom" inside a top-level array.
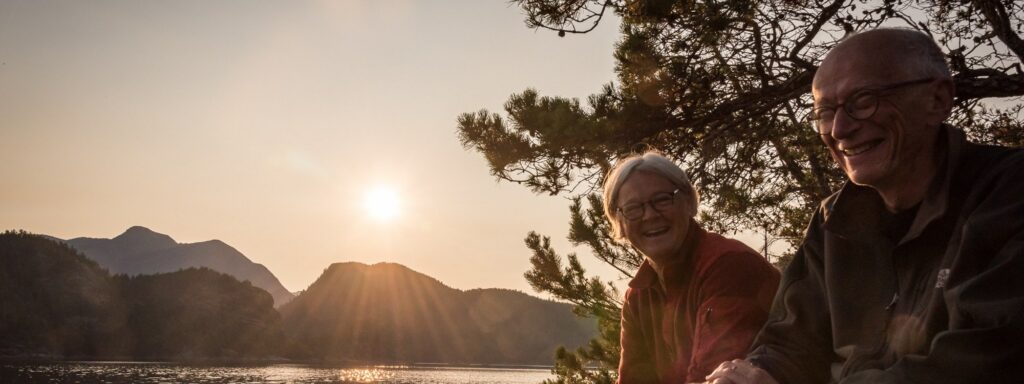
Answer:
[
  {"left": 616, "top": 188, "right": 682, "bottom": 221},
  {"left": 809, "top": 77, "right": 935, "bottom": 134}
]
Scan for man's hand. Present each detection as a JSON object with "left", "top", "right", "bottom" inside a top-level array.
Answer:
[{"left": 702, "top": 359, "right": 778, "bottom": 384}]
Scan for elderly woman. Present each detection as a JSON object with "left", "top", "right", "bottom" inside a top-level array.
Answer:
[{"left": 604, "top": 151, "right": 779, "bottom": 384}]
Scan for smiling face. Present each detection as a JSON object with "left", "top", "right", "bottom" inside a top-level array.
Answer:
[
  {"left": 812, "top": 33, "right": 946, "bottom": 193},
  {"left": 616, "top": 171, "right": 692, "bottom": 265}
]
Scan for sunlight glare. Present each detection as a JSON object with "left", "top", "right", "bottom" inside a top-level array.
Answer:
[{"left": 363, "top": 186, "right": 401, "bottom": 221}]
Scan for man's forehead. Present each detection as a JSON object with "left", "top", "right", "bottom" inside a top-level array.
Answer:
[
  {"left": 814, "top": 40, "right": 902, "bottom": 100},
  {"left": 812, "top": 68, "right": 881, "bottom": 102}
]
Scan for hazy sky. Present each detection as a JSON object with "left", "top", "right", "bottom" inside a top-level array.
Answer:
[{"left": 1, "top": 0, "right": 634, "bottom": 294}]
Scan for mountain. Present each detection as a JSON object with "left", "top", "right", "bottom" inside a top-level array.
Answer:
[
  {"left": 118, "top": 268, "right": 282, "bottom": 359},
  {"left": 280, "top": 262, "right": 596, "bottom": 365},
  {"left": 65, "top": 226, "right": 294, "bottom": 307},
  {"left": 0, "top": 231, "right": 129, "bottom": 357},
  {"left": 0, "top": 231, "right": 282, "bottom": 359}
]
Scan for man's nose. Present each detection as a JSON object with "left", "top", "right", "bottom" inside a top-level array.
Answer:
[{"left": 829, "top": 108, "right": 858, "bottom": 140}]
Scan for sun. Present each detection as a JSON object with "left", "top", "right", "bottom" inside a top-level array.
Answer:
[{"left": 363, "top": 186, "right": 401, "bottom": 221}]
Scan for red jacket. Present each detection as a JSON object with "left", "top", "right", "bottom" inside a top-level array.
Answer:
[{"left": 617, "top": 223, "right": 779, "bottom": 383}]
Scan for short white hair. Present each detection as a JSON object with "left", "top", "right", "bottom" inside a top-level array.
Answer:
[{"left": 602, "top": 151, "right": 699, "bottom": 242}]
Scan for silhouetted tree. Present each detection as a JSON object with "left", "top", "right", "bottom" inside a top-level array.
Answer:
[{"left": 458, "top": 1, "right": 1024, "bottom": 382}]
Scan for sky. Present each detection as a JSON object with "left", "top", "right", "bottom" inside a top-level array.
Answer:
[{"left": 0, "top": 0, "right": 637, "bottom": 294}]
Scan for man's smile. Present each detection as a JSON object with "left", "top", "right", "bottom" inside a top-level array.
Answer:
[{"left": 840, "top": 138, "right": 884, "bottom": 157}]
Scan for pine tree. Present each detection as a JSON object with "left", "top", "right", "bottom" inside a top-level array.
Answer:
[{"left": 458, "top": 1, "right": 1024, "bottom": 382}]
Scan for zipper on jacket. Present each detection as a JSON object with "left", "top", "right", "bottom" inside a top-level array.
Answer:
[
  {"left": 849, "top": 249, "right": 902, "bottom": 379},
  {"left": 842, "top": 243, "right": 901, "bottom": 380},
  {"left": 885, "top": 292, "right": 899, "bottom": 311},
  {"left": 840, "top": 291, "right": 900, "bottom": 379}
]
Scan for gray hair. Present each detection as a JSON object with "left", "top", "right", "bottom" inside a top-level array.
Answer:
[
  {"left": 840, "top": 28, "right": 951, "bottom": 79},
  {"left": 602, "top": 151, "right": 699, "bottom": 242}
]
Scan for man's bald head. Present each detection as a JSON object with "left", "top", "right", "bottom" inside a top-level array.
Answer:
[{"left": 816, "top": 28, "right": 951, "bottom": 86}]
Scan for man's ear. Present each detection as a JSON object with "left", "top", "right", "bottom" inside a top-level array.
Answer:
[{"left": 926, "top": 78, "right": 955, "bottom": 124}]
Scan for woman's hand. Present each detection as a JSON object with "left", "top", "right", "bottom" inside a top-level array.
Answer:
[{"left": 703, "top": 359, "right": 778, "bottom": 384}]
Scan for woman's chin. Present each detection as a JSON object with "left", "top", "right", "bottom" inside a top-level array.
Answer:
[{"left": 639, "top": 239, "right": 681, "bottom": 264}]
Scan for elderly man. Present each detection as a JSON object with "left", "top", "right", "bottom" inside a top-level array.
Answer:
[{"left": 705, "top": 28, "right": 1024, "bottom": 384}]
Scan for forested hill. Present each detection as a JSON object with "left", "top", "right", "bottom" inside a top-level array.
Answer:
[
  {"left": 1, "top": 231, "right": 595, "bottom": 364},
  {"left": 280, "top": 262, "right": 596, "bottom": 365},
  {"left": 0, "top": 231, "right": 126, "bottom": 357},
  {"left": 0, "top": 231, "right": 282, "bottom": 359},
  {"left": 64, "top": 226, "right": 294, "bottom": 307}
]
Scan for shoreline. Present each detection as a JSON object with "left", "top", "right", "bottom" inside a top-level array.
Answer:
[{"left": 0, "top": 356, "right": 554, "bottom": 370}]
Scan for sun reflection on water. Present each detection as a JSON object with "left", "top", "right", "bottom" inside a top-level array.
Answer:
[{"left": 336, "top": 367, "right": 395, "bottom": 382}]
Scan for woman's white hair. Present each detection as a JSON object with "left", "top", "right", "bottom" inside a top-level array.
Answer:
[{"left": 602, "top": 151, "right": 699, "bottom": 242}]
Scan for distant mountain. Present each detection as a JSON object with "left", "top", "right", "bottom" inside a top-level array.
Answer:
[
  {"left": 65, "top": 226, "right": 294, "bottom": 307},
  {"left": 0, "top": 231, "right": 281, "bottom": 359},
  {"left": 280, "top": 262, "right": 595, "bottom": 365}
]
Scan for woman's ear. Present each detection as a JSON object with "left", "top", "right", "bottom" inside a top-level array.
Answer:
[{"left": 681, "top": 196, "right": 696, "bottom": 219}]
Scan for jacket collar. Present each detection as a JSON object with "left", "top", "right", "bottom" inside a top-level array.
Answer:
[
  {"left": 822, "top": 124, "right": 965, "bottom": 244},
  {"left": 628, "top": 219, "right": 704, "bottom": 291}
]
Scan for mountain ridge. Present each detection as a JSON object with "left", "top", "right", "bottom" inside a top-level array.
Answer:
[
  {"left": 281, "top": 261, "right": 595, "bottom": 364},
  {"left": 0, "top": 231, "right": 282, "bottom": 359},
  {"left": 3, "top": 230, "right": 597, "bottom": 365},
  {"left": 64, "top": 226, "right": 295, "bottom": 307}
]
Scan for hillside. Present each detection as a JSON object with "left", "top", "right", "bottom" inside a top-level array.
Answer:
[
  {"left": 280, "top": 262, "right": 595, "bottom": 365},
  {"left": 0, "top": 231, "right": 281, "bottom": 359},
  {"left": 118, "top": 268, "right": 282, "bottom": 359},
  {"left": 3, "top": 230, "right": 597, "bottom": 365},
  {"left": 0, "top": 231, "right": 128, "bottom": 357},
  {"left": 66, "top": 226, "right": 294, "bottom": 307}
]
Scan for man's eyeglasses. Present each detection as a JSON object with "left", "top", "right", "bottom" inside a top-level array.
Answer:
[
  {"left": 809, "top": 77, "right": 934, "bottom": 135},
  {"left": 617, "top": 189, "right": 681, "bottom": 221}
]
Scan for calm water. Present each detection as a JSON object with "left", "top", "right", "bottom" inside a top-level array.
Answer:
[{"left": 0, "top": 361, "right": 555, "bottom": 383}]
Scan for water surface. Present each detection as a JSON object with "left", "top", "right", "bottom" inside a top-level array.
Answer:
[{"left": 0, "top": 361, "right": 555, "bottom": 383}]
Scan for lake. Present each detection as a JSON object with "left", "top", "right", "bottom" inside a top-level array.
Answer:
[{"left": 0, "top": 361, "right": 555, "bottom": 383}]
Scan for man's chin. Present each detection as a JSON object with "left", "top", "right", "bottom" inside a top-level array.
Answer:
[
  {"left": 846, "top": 170, "right": 895, "bottom": 191},
  {"left": 842, "top": 163, "right": 883, "bottom": 187},
  {"left": 846, "top": 175, "right": 873, "bottom": 186}
]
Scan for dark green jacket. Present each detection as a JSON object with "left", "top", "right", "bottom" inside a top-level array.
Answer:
[{"left": 748, "top": 126, "right": 1024, "bottom": 383}]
